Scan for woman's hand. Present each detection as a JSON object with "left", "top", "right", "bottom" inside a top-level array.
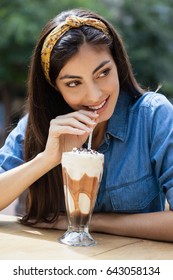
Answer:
[{"left": 43, "top": 110, "right": 99, "bottom": 167}]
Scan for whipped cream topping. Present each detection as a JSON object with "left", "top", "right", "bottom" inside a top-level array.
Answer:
[
  {"left": 72, "top": 147, "right": 99, "bottom": 155},
  {"left": 62, "top": 148, "right": 104, "bottom": 180}
]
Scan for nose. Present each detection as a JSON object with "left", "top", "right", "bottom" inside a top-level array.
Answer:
[{"left": 85, "top": 83, "right": 102, "bottom": 105}]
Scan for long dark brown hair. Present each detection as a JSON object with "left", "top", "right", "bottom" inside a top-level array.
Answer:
[{"left": 21, "top": 8, "right": 144, "bottom": 225}]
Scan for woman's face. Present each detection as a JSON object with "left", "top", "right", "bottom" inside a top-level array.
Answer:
[{"left": 56, "top": 43, "right": 119, "bottom": 123}]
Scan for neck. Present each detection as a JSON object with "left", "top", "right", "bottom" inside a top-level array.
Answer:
[{"left": 92, "top": 121, "right": 107, "bottom": 150}]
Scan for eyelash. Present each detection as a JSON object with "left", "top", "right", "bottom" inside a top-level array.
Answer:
[
  {"left": 98, "top": 68, "right": 111, "bottom": 78},
  {"left": 65, "top": 81, "right": 81, "bottom": 88},
  {"left": 65, "top": 68, "right": 111, "bottom": 88}
]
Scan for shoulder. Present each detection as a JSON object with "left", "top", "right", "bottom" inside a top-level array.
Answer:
[
  {"left": 0, "top": 115, "right": 28, "bottom": 172},
  {"left": 128, "top": 92, "right": 173, "bottom": 136},
  {"left": 0, "top": 114, "right": 28, "bottom": 151},
  {"left": 9, "top": 114, "right": 28, "bottom": 138},
  {"left": 16, "top": 114, "right": 28, "bottom": 130},
  {"left": 131, "top": 92, "right": 173, "bottom": 114}
]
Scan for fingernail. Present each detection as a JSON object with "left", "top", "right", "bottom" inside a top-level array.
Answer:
[
  {"left": 86, "top": 127, "right": 93, "bottom": 132},
  {"left": 90, "top": 120, "right": 96, "bottom": 124}
]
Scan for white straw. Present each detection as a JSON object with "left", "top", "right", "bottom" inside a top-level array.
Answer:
[
  {"left": 87, "top": 111, "right": 97, "bottom": 150},
  {"left": 88, "top": 130, "right": 93, "bottom": 150}
]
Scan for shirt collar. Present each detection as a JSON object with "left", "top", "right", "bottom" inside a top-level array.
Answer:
[{"left": 106, "top": 91, "right": 133, "bottom": 142}]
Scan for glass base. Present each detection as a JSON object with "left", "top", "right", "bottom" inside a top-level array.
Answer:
[{"left": 58, "top": 229, "right": 96, "bottom": 247}]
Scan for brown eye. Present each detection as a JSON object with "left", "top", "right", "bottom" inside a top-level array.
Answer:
[
  {"left": 98, "top": 68, "right": 111, "bottom": 78},
  {"left": 66, "top": 81, "right": 81, "bottom": 88}
]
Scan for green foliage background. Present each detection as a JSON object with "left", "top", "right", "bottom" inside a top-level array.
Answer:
[{"left": 0, "top": 0, "right": 173, "bottom": 105}]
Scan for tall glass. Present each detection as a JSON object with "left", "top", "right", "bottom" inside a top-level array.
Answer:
[{"left": 59, "top": 148, "right": 104, "bottom": 246}]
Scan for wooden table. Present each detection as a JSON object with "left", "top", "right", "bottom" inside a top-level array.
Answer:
[{"left": 0, "top": 214, "right": 173, "bottom": 260}]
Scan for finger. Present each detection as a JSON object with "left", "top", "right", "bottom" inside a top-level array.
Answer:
[
  {"left": 57, "top": 110, "right": 99, "bottom": 124},
  {"left": 49, "top": 123, "right": 88, "bottom": 136},
  {"left": 77, "top": 110, "right": 99, "bottom": 118},
  {"left": 52, "top": 117, "right": 93, "bottom": 132}
]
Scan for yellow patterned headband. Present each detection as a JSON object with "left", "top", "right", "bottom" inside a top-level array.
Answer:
[{"left": 41, "top": 15, "right": 110, "bottom": 86}]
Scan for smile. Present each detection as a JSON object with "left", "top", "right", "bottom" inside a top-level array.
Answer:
[{"left": 88, "top": 98, "right": 107, "bottom": 110}]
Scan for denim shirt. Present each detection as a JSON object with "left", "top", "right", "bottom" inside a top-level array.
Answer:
[{"left": 0, "top": 91, "right": 173, "bottom": 213}]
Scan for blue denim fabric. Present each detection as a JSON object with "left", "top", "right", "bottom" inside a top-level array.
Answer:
[
  {"left": 0, "top": 115, "right": 27, "bottom": 173},
  {"left": 0, "top": 92, "right": 173, "bottom": 213},
  {"left": 94, "top": 91, "right": 173, "bottom": 213}
]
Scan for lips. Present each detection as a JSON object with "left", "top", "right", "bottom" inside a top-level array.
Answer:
[
  {"left": 86, "top": 97, "right": 109, "bottom": 112},
  {"left": 88, "top": 99, "right": 107, "bottom": 110}
]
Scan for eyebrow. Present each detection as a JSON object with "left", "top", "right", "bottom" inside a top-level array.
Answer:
[{"left": 59, "top": 60, "right": 111, "bottom": 80}]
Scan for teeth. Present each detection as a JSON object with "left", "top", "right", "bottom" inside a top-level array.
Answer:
[{"left": 88, "top": 99, "right": 106, "bottom": 110}]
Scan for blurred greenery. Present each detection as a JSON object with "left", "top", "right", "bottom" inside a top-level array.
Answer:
[
  {"left": 107, "top": 0, "right": 173, "bottom": 97},
  {"left": 0, "top": 0, "right": 173, "bottom": 107}
]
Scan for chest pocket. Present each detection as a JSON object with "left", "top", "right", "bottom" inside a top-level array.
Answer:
[{"left": 109, "top": 175, "right": 160, "bottom": 212}]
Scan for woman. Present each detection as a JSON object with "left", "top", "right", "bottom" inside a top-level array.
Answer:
[{"left": 0, "top": 8, "right": 173, "bottom": 241}]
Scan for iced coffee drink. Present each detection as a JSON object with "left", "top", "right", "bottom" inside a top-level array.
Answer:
[{"left": 59, "top": 147, "right": 104, "bottom": 246}]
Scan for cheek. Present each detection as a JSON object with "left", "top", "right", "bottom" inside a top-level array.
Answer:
[
  {"left": 62, "top": 94, "right": 82, "bottom": 109},
  {"left": 105, "top": 70, "right": 119, "bottom": 93},
  {"left": 56, "top": 84, "right": 79, "bottom": 107},
  {"left": 111, "top": 76, "right": 119, "bottom": 91}
]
